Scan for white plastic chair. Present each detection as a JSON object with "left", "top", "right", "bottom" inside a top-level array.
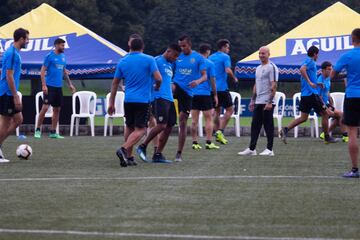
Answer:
[
  {"left": 329, "top": 92, "right": 345, "bottom": 128},
  {"left": 293, "top": 92, "right": 319, "bottom": 138},
  {"left": 229, "top": 91, "right": 241, "bottom": 137},
  {"left": 70, "top": 91, "right": 97, "bottom": 136},
  {"left": 34, "top": 92, "right": 59, "bottom": 134},
  {"left": 274, "top": 91, "right": 286, "bottom": 137},
  {"left": 104, "top": 91, "right": 125, "bottom": 136},
  {"left": 15, "top": 91, "right": 22, "bottom": 136}
]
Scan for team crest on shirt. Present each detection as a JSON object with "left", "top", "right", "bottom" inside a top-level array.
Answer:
[
  {"left": 62, "top": 58, "right": 65, "bottom": 61},
  {"left": 158, "top": 116, "right": 163, "bottom": 122},
  {"left": 190, "top": 58, "right": 195, "bottom": 64}
]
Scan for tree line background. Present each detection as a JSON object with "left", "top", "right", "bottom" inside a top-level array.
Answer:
[{"left": 1, "top": 0, "right": 359, "bottom": 65}]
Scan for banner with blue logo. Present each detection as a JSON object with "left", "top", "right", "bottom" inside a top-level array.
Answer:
[
  {"left": 0, "top": 4, "right": 127, "bottom": 79},
  {"left": 235, "top": 2, "right": 360, "bottom": 80}
]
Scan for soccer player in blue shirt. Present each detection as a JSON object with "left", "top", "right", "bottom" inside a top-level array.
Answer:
[
  {"left": 136, "top": 43, "right": 181, "bottom": 163},
  {"left": 209, "top": 39, "right": 238, "bottom": 145},
  {"left": 191, "top": 43, "right": 219, "bottom": 150},
  {"left": 331, "top": 28, "right": 360, "bottom": 178},
  {"left": 173, "top": 35, "right": 207, "bottom": 162},
  {"left": 108, "top": 38, "right": 162, "bottom": 167},
  {"left": 280, "top": 46, "right": 335, "bottom": 144},
  {"left": 34, "top": 38, "right": 76, "bottom": 139},
  {"left": 317, "top": 61, "right": 347, "bottom": 142},
  {"left": 0, "top": 28, "right": 29, "bottom": 163}
]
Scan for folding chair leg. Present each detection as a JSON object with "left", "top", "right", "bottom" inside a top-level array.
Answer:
[
  {"left": 109, "top": 118, "right": 113, "bottom": 136},
  {"left": 90, "top": 117, "right": 95, "bottom": 137},
  {"left": 70, "top": 116, "right": 75, "bottom": 137},
  {"left": 75, "top": 117, "right": 79, "bottom": 136},
  {"left": 104, "top": 116, "right": 108, "bottom": 136}
]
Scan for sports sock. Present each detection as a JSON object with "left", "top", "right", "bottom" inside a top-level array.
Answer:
[
  {"left": 36, "top": 128, "right": 40, "bottom": 132},
  {"left": 206, "top": 140, "right": 211, "bottom": 144},
  {"left": 50, "top": 129, "right": 56, "bottom": 134},
  {"left": 342, "top": 132, "right": 348, "bottom": 137},
  {"left": 192, "top": 141, "right": 198, "bottom": 145},
  {"left": 352, "top": 167, "right": 359, "bottom": 173}
]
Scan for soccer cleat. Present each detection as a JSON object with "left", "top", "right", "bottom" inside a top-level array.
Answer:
[
  {"left": 279, "top": 128, "right": 288, "bottom": 144},
  {"left": 0, "top": 148, "right": 9, "bottom": 163},
  {"left": 34, "top": 130, "right": 41, "bottom": 139},
  {"left": 205, "top": 142, "right": 220, "bottom": 149},
  {"left": 342, "top": 170, "right": 359, "bottom": 178},
  {"left": 342, "top": 136, "right": 349, "bottom": 143},
  {"left": 49, "top": 133, "right": 64, "bottom": 139},
  {"left": 215, "top": 130, "right": 228, "bottom": 144},
  {"left": 175, "top": 152, "right": 183, "bottom": 162},
  {"left": 136, "top": 145, "right": 149, "bottom": 162},
  {"left": 259, "top": 149, "right": 275, "bottom": 156},
  {"left": 319, "top": 132, "right": 325, "bottom": 140},
  {"left": 152, "top": 153, "right": 172, "bottom": 163},
  {"left": 116, "top": 147, "right": 128, "bottom": 167},
  {"left": 324, "top": 136, "right": 338, "bottom": 144},
  {"left": 192, "top": 143, "right": 202, "bottom": 150},
  {"left": 127, "top": 157, "right": 138, "bottom": 166},
  {"left": 237, "top": 148, "right": 257, "bottom": 156}
]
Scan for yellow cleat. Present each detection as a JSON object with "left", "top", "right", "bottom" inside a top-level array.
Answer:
[
  {"left": 215, "top": 130, "right": 228, "bottom": 144},
  {"left": 319, "top": 132, "right": 325, "bottom": 140},
  {"left": 342, "top": 136, "right": 349, "bottom": 143},
  {"left": 192, "top": 143, "right": 202, "bottom": 150},
  {"left": 205, "top": 142, "right": 220, "bottom": 149}
]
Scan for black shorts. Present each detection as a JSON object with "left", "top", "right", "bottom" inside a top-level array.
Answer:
[
  {"left": 299, "top": 94, "right": 326, "bottom": 115},
  {"left": 43, "top": 86, "right": 63, "bottom": 107},
  {"left": 342, "top": 97, "right": 360, "bottom": 127},
  {"left": 192, "top": 95, "right": 213, "bottom": 111},
  {"left": 0, "top": 94, "right": 21, "bottom": 116},
  {"left": 153, "top": 98, "right": 177, "bottom": 127},
  {"left": 124, "top": 102, "right": 150, "bottom": 128},
  {"left": 173, "top": 83, "right": 192, "bottom": 115},
  {"left": 217, "top": 91, "right": 233, "bottom": 109}
]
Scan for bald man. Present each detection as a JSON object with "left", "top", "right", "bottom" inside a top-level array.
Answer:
[{"left": 238, "top": 47, "right": 278, "bottom": 156}]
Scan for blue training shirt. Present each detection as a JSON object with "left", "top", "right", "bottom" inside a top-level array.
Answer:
[
  {"left": 317, "top": 75, "right": 330, "bottom": 104},
  {"left": 334, "top": 47, "right": 360, "bottom": 98},
  {"left": 114, "top": 52, "right": 159, "bottom": 103},
  {"left": 173, "top": 51, "right": 206, "bottom": 97},
  {"left": 300, "top": 57, "right": 318, "bottom": 96},
  {"left": 153, "top": 55, "right": 174, "bottom": 102},
  {"left": 0, "top": 46, "right": 22, "bottom": 96},
  {"left": 43, "top": 51, "right": 66, "bottom": 88},
  {"left": 208, "top": 51, "right": 231, "bottom": 91},
  {"left": 193, "top": 58, "right": 215, "bottom": 96}
]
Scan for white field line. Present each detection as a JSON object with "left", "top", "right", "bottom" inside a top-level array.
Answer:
[
  {"left": 0, "top": 228, "right": 351, "bottom": 240},
  {"left": 0, "top": 175, "right": 341, "bottom": 182}
]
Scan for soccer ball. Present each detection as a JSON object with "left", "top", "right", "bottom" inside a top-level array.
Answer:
[{"left": 16, "top": 144, "right": 32, "bottom": 160}]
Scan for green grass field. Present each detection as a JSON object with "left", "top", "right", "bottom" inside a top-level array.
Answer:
[{"left": 0, "top": 135, "right": 358, "bottom": 240}]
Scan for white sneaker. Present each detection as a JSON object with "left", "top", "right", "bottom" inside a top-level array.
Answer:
[
  {"left": 0, "top": 158, "right": 10, "bottom": 163},
  {"left": 259, "top": 149, "right": 274, "bottom": 156},
  {"left": 0, "top": 148, "right": 9, "bottom": 163},
  {"left": 237, "top": 148, "right": 257, "bottom": 156}
]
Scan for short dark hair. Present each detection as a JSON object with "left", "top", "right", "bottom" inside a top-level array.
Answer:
[
  {"left": 199, "top": 43, "right": 211, "bottom": 54},
  {"left": 129, "top": 33, "right": 142, "bottom": 40},
  {"left": 217, "top": 39, "right": 230, "bottom": 50},
  {"left": 351, "top": 28, "right": 360, "bottom": 44},
  {"left": 178, "top": 35, "right": 191, "bottom": 44},
  {"left": 168, "top": 43, "right": 181, "bottom": 53},
  {"left": 321, "top": 61, "right": 332, "bottom": 70},
  {"left": 130, "top": 38, "right": 144, "bottom": 51},
  {"left": 54, "top": 38, "right": 65, "bottom": 45},
  {"left": 307, "top": 45, "right": 319, "bottom": 57},
  {"left": 13, "top": 28, "right": 29, "bottom": 42}
]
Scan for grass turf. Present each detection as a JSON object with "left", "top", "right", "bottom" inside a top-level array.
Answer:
[{"left": 0, "top": 136, "right": 358, "bottom": 240}]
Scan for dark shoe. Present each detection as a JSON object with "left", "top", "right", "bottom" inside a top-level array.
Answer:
[
  {"left": 127, "top": 157, "right": 138, "bottom": 166},
  {"left": 116, "top": 147, "right": 128, "bottom": 167},
  {"left": 152, "top": 153, "right": 172, "bottom": 163}
]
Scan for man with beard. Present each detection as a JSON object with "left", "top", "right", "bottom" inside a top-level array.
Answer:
[
  {"left": 34, "top": 38, "right": 76, "bottom": 139},
  {"left": 0, "top": 28, "right": 29, "bottom": 163}
]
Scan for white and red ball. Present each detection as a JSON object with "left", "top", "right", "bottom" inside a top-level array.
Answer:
[{"left": 16, "top": 144, "right": 32, "bottom": 160}]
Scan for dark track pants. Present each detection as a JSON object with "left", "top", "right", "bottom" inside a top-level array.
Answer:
[{"left": 249, "top": 104, "right": 274, "bottom": 151}]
